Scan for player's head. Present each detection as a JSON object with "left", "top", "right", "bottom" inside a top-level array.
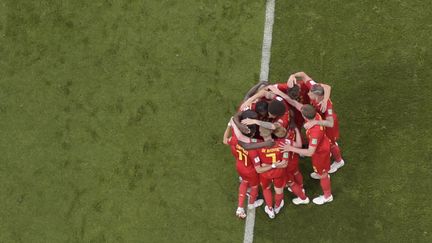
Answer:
[
  {"left": 255, "top": 100, "right": 268, "bottom": 118},
  {"left": 240, "top": 110, "right": 258, "bottom": 137},
  {"left": 287, "top": 85, "right": 300, "bottom": 100},
  {"left": 259, "top": 126, "right": 272, "bottom": 141},
  {"left": 273, "top": 126, "right": 286, "bottom": 138},
  {"left": 301, "top": 104, "right": 316, "bottom": 120},
  {"left": 268, "top": 100, "right": 286, "bottom": 119},
  {"left": 308, "top": 84, "right": 324, "bottom": 101}
]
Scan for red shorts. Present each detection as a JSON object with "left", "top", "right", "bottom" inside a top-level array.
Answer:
[
  {"left": 326, "top": 120, "right": 339, "bottom": 144},
  {"left": 285, "top": 157, "right": 299, "bottom": 183},
  {"left": 260, "top": 176, "right": 286, "bottom": 189},
  {"left": 311, "top": 151, "right": 331, "bottom": 175},
  {"left": 237, "top": 168, "right": 260, "bottom": 186},
  {"left": 286, "top": 157, "right": 299, "bottom": 174}
]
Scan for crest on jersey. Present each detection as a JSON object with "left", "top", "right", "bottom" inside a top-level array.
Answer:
[
  {"left": 328, "top": 109, "right": 333, "bottom": 115},
  {"left": 254, "top": 157, "right": 260, "bottom": 163},
  {"left": 276, "top": 96, "right": 283, "bottom": 101},
  {"left": 312, "top": 138, "right": 318, "bottom": 145},
  {"left": 251, "top": 138, "right": 257, "bottom": 142},
  {"left": 283, "top": 153, "right": 289, "bottom": 158}
]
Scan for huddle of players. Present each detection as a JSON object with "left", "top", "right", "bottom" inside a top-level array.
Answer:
[{"left": 223, "top": 71, "right": 345, "bottom": 219}]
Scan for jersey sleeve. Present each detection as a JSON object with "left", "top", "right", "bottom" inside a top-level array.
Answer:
[
  {"left": 276, "top": 83, "right": 288, "bottom": 93},
  {"left": 324, "top": 100, "right": 336, "bottom": 119},
  {"left": 227, "top": 128, "right": 238, "bottom": 146},
  {"left": 307, "top": 128, "right": 321, "bottom": 148},
  {"left": 252, "top": 151, "right": 261, "bottom": 167},
  {"left": 305, "top": 80, "right": 317, "bottom": 90}
]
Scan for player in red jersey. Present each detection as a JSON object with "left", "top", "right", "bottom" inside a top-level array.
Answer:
[
  {"left": 284, "top": 122, "right": 310, "bottom": 205},
  {"left": 304, "top": 84, "right": 345, "bottom": 175},
  {"left": 270, "top": 73, "right": 345, "bottom": 175},
  {"left": 232, "top": 82, "right": 270, "bottom": 135},
  {"left": 269, "top": 84, "right": 306, "bottom": 129},
  {"left": 286, "top": 71, "right": 331, "bottom": 113},
  {"left": 223, "top": 110, "right": 267, "bottom": 218},
  {"left": 239, "top": 88, "right": 290, "bottom": 137},
  {"left": 252, "top": 127, "right": 288, "bottom": 218},
  {"left": 281, "top": 105, "right": 333, "bottom": 205}
]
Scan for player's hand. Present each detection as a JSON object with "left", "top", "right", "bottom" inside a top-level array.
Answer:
[
  {"left": 267, "top": 85, "right": 280, "bottom": 94},
  {"left": 239, "top": 100, "right": 252, "bottom": 111},
  {"left": 277, "top": 160, "right": 288, "bottom": 168},
  {"left": 318, "top": 100, "right": 327, "bottom": 113},
  {"left": 241, "top": 118, "right": 257, "bottom": 126},
  {"left": 287, "top": 75, "right": 297, "bottom": 88},
  {"left": 279, "top": 144, "right": 293, "bottom": 152},
  {"left": 223, "top": 136, "right": 230, "bottom": 145},
  {"left": 238, "top": 124, "right": 251, "bottom": 134},
  {"left": 303, "top": 120, "right": 318, "bottom": 130}
]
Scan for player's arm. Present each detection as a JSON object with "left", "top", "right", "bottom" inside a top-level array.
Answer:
[
  {"left": 239, "top": 140, "right": 275, "bottom": 150},
  {"left": 280, "top": 143, "right": 316, "bottom": 157},
  {"left": 254, "top": 164, "right": 273, "bottom": 173},
  {"left": 243, "top": 81, "right": 269, "bottom": 101},
  {"left": 292, "top": 71, "right": 312, "bottom": 82},
  {"left": 321, "top": 83, "right": 331, "bottom": 104},
  {"left": 232, "top": 111, "right": 250, "bottom": 134},
  {"left": 268, "top": 86, "right": 303, "bottom": 111},
  {"left": 292, "top": 128, "right": 302, "bottom": 148},
  {"left": 222, "top": 124, "right": 231, "bottom": 145},
  {"left": 230, "top": 118, "right": 251, "bottom": 143},
  {"left": 252, "top": 156, "right": 273, "bottom": 173},
  {"left": 304, "top": 116, "right": 334, "bottom": 129},
  {"left": 241, "top": 118, "right": 276, "bottom": 130},
  {"left": 240, "top": 88, "right": 274, "bottom": 110}
]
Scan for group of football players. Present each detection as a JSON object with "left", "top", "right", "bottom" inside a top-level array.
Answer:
[{"left": 223, "top": 71, "right": 345, "bottom": 219}]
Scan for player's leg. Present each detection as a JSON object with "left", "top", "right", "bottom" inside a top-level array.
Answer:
[
  {"left": 260, "top": 177, "right": 275, "bottom": 219},
  {"left": 327, "top": 124, "right": 345, "bottom": 173},
  {"left": 312, "top": 158, "right": 333, "bottom": 205},
  {"left": 236, "top": 180, "right": 249, "bottom": 218},
  {"left": 286, "top": 173, "right": 309, "bottom": 205},
  {"left": 293, "top": 170, "right": 304, "bottom": 187},
  {"left": 247, "top": 174, "right": 264, "bottom": 209},
  {"left": 273, "top": 177, "right": 286, "bottom": 214}
]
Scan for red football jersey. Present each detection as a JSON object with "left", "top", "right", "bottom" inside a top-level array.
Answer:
[
  {"left": 253, "top": 138, "right": 288, "bottom": 179},
  {"left": 305, "top": 114, "right": 331, "bottom": 155},
  {"left": 228, "top": 129, "right": 259, "bottom": 175},
  {"left": 311, "top": 98, "right": 338, "bottom": 123},
  {"left": 271, "top": 96, "right": 290, "bottom": 129},
  {"left": 286, "top": 129, "right": 300, "bottom": 163},
  {"left": 273, "top": 83, "right": 305, "bottom": 128}
]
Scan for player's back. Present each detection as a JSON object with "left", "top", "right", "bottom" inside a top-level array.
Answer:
[
  {"left": 228, "top": 130, "right": 257, "bottom": 174},
  {"left": 256, "top": 139, "right": 287, "bottom": 179},
  {"left": 306, "top": 120, "right": 330, "bottom": 155}
]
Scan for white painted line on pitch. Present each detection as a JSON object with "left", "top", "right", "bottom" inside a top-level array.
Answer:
[{"left": 243, "top": 1, "right": 275, "bottom": 243}]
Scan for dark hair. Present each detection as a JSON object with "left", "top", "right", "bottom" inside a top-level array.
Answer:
[
  {"left": 255, "top": 100, "right": 268, "bottom": 116},
  {"left": 268, "top": 100, "right": 286, "bottom": 117},
  {"left": 301, "top": 104, "right": 316, "bottom": 120},
  {"left": 287, "top": 85, "right": 300, "bottom": 99},
  {"left": 240, "top": 110, "right": 258, "bottom": 137},
  {"left": 240, "top": 110, "right": 258, "bottom": 120},
  {"left": 311, "top": 84, "right": 324, "bottom": 96},
  {"left": 245, "top": 125, "right": 257, "bottom": 138}
]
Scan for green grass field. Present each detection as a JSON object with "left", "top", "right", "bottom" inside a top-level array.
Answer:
[{"left": 1, "top": 0, "right": 431, "bottom": 242}]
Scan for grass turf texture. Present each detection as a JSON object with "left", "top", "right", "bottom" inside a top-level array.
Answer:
[
  {"left": 258, "top": 0, "right": 432, "bottom": 242},
  {"left": 1, "top": 0, "right": 432, "bottom": 243},
  {"left": 0, "top": 0, "right": 265, "bottom": 242}
]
